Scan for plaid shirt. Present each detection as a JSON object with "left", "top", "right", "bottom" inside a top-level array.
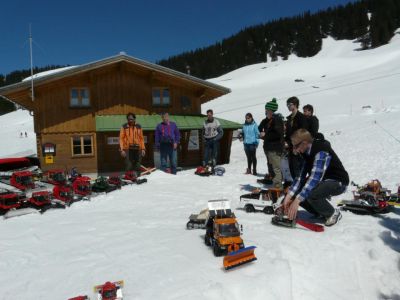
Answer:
[{"left": 288, "top": 150, "right": 332, "bottom": 202}]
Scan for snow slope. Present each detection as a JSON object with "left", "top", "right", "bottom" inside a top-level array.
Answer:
[{"left": 1, "top": 34, "right": 400, "bottom": 300}]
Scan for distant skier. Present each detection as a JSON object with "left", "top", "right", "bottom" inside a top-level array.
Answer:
[
  {"left": 25, "top": 131, "right": 28, "bottom": 138},
  {"left": 282, "top": 128, "right": 349, "bottom": 226}
]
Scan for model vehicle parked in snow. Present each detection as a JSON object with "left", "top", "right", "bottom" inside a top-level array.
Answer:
[
  {"left": 186, "top": 208, "right": 209, "bottom": 230},
  {"left": 239, "top": 187, "right": 284, "bottom": 214},
  {"left": 53, "top": 184, "right": 74, "bottom": 205},
  {"left": 41, "top": 169, "right": 67, "bottom": 185},
  {"left": 1, "top": 170, "right": 36, "bottom": 191},
  {"left": 94, "top": 280, "right": 124, "bottom": 300},
  {"left": 72, "top": 176, "right": 92, "bottom": 197},
  {"left": 204, "top": 199, "right": 257, "bottom": 270},
  {"left": 339, "top": 179, "right": 393, "bottom": 214},
  {"left": 0, "top": 191, "right": 23, "bottom": 214},
  {"left": 27, "top": 191, "right": 52, "bottom": 209},
  {"left": 91, "top": 177, "right": 119, "bottom": 193}
]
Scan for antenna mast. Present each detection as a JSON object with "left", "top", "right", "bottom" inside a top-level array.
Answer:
[{"left": 29, "top": 24, "right": 35, "bottom": 101}]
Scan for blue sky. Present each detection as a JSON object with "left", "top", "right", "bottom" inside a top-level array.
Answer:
[{"left": 0, "top": 0, "right": 355, "bottom": 74}]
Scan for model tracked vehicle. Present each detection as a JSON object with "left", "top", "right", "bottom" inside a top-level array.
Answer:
[
  {"left": 240, "top": 187, "right": 284, "bottom": 214},
  {"left": 91, "top": 177, "right": 119, "bottom": 193},
  {"left": 52, "top": 184, "right": 74, "bottom": 205},
  {"left": 353, "top": 179, "right": 391, "bottom": 201},
  {"left": 1, "top": 170, "right": 36, "bottom": 191},
  {"left": 204, "top": 199, "right": 257, "bottom": 270},
  {"left": 339, "top": 180, "right": 392, "bottom": 214},
  {"left": 27, "top": 191, "right": 52, "bottom": 209},
  {"left": 94, "top": 280, "right": 124, "bottom": 300},
  {"left": 72, "top": 176, "right": 92, "bottom": 197},
  {"left": 41, "top": 169, "right": 67, "bottom": 185},
  {"left": 339, "top": 198, "right": 391, "bottom": 214},
  {"left": 0, "top": 191, "right": 23, "bottom": 214},
  {"left": 186, "top": 208, "right": 209, "bottom": 230}
]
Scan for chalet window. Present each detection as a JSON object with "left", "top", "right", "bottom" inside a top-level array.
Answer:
[
  {"left": 71, "top": 135, "right": 94, "bottom": 156},
  {"left": 152, "top": 88, "right": 170, "bottom": 106},
  {"left": 70, "top": 88, "right": 90, "bottom": 107}
]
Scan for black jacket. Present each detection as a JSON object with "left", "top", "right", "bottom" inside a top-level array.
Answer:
[
  {"left": 285, "top": 111, "right": 307, "bottom": 145},
  {"left": 303, "top": 139, "right": 349, "bottom": 186},
  {"left": 305, "top": 115, "right": 319, "bottom": 138},
  {"left": 258, "top": 114, "right": 284, "bottom": 152}
]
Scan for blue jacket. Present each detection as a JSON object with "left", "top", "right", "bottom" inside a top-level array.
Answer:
[
  {"left": 242, "top": 121, "right": 260, "bottom": 145},
  {"left": 155, "top": 122, "right": 180, "bottom": 148}
]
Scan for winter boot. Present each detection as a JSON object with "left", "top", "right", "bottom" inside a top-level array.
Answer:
[
  {"left": 325, "top": 209, "right": 342, "bottom": 226},
  {"left": 245, "top": 168, "right": 251, "bottom": 174},
  {"left": 252, "top": 169, "right": 257, "bottom": 176}
]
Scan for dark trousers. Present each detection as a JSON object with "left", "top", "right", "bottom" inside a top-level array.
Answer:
[
  {"left": 203, "top": 139, "right": 219, "bottom": 167},
  {"left": 125, "top": 147, "right": 141, "bottom": 173},
  {"left": 300, "top": 180, "right": 346, "bottom": 218},
  {"left": 160, "top": 143, "right": 177, "bottom": 174},
  {"left": 244, "top": 144, "right": 257, "bottom": 170},
  {"left": 288, "top": 152, "right": 303, "bottom": 180}
]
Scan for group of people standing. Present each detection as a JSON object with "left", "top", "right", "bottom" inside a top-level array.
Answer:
[
  {"left": 242, "top": 96, "right": 349, "bottom": 226},
  {"left": 118, "top": 109, "right": 223, "bottom": 176},
  {"left": 242, "top": 96, "right": 319, "bottom": 188}
]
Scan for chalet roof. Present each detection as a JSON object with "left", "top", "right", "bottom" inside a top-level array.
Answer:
[
  {"left": 0, "top": 53, "right": 230, "bottom": 95},
  {"left": 96, "top": 115, "right": 242, "bottom": 132}
]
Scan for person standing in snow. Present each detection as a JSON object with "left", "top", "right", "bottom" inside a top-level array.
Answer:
[
  {"left": 155, "top": 112, "right": 180, "bottom": 174},
  {"left": 258, "top": 98, "right": 284, "bottom": 188},
  {"left": 241, "top": 113, "right": 260, "bottom": 175},
  {"left": 203, "top": 109, "right": 223, "bottom": 167},
  {"left": 285, "top": 97, "right": 308, "bottom": 181},
  {"left": 282, "top": 128, "right": 349, "bottom": 226},
  {"left": 303, "top": 104, "right": 324, "bottom": 139},
  {"left": 119, "top": 112, "right": 146, "bottom": 175}
]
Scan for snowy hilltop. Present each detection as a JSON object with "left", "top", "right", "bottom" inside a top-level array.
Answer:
[{"left": 0, "top": 33, "right": 400, "bottom": 300}]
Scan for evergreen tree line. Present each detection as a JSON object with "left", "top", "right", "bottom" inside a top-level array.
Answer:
[
  {"left": 158, "top": 0, "right": 400, "bottom": 79},
  {"left": 0, "top": 65, "right": 66, "bottom": 115}
]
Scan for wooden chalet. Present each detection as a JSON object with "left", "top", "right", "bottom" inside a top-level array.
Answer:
[{"left": 0, "top": 54, "right": 241, "bottom": 173}]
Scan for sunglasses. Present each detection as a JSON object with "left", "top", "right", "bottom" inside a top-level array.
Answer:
[
  {"left": 287, "top": 103, "right": 294, "bottom": 107},
  {"left": 128, "top": 118, "right": 135, "bottom": 121}
]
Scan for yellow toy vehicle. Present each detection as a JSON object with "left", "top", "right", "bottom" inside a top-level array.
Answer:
[{"left": 204, "top": 199, "right": 257, "bottom": 270}]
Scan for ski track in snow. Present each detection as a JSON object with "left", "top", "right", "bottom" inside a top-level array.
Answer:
[{"left": 1, "top": 35, "right": 400, "bottom": 299}]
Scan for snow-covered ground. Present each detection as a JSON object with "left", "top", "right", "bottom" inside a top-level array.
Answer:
[{"left": 1, "top": 33, "right": 400, "bottom": 300}]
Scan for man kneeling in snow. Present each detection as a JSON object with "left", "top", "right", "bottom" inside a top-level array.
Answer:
[{"left": 282, "top": 129, "right": 349, "bottom": 226}]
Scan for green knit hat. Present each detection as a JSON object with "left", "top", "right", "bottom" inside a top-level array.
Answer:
[{"left": 265, "top": 98, "right": 278, "bottom": 112}]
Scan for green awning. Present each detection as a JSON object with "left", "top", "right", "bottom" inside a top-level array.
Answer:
[{"left": 96, "top": 115, "right": 242, "bottom": 132}]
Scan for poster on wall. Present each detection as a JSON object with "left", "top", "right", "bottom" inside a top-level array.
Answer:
[
  {"left": 107, "top": 136, "right": 147, "bottom": 145},
  {"left": 188, "top": 130, "right": 199, "bottom": 151},
  {"left": 107, "top": 137, "right": 119, "bottom": 145}
]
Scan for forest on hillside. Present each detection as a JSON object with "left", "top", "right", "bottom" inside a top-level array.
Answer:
[
  {"left": 1, "top": 0, "right": 400, "bottom": 114},
  {"left": 0, "top": 65, "right": 66, "bottom": 115},
  {"left": 158, "top": 0, "right": 400, "bottom": 79}
]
